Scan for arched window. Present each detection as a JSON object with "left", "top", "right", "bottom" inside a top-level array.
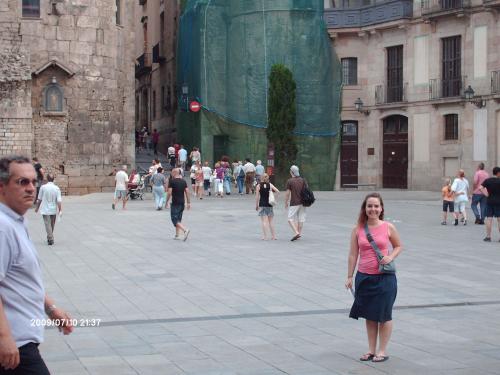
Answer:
[{"left": 43, "top": 79, "right": 64, "bottom": 112}]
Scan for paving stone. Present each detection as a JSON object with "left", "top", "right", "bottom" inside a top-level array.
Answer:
[{"left": 21, "top": 191, "right": 500, "bottom": 374}]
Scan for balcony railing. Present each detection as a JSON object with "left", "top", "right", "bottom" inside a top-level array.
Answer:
[
  {"left": 375, "top": 83, "right": 408, "bottom": 104},
  {"left": 324, "top": 0, "right": 413, "bottom": 29},
  {"left": 135, "top": 53, "right": 152, "bottom": 78},
  {"left": 421, "top": 0, "right": 470, "bottom": 15},
  {"left": 492, "top": 71, "right": 500, "bottom": 94},
  {"left": 429, "top": 76, "right": 466, "bottom": 100}
]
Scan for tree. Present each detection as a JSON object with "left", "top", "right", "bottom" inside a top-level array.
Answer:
[{"left": 267, "top": 64, "right": 297, "bottom": 184}]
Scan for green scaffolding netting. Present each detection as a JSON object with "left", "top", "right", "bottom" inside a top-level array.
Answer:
[{"left": 179, "top": 0, "right": 341, "bottom": 136}]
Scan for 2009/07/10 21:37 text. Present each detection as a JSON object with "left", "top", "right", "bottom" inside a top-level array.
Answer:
[{"left": 31, "top": 318, "right": 102, "bottom": 327}]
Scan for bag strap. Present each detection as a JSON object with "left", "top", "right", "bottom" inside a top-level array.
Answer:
[{"left": 363, "top": 223, "right": 384, "bottom": 260}]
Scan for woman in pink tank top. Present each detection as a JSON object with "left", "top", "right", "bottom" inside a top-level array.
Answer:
[{"left": 345, "top": 193, "right": 403, "bottom": 363}]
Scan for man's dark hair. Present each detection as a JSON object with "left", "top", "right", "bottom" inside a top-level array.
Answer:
[
  {"left": 0, "top": 156, "right": 31, "bottom": 183},
  {"left": 479, "top": 162, "right": 485, "bottom": 170},
  {"left": 245, "top": 158, "right": 250, "bottom": 163},
  {"left": 32, "top": 157, "right": 39, "bottom": 162},
  {"left": 47, "top": 174, "right": 55, "bottom": 182},
  {"left": 493, "top": 167, "right": 500, "bottom": 176}
]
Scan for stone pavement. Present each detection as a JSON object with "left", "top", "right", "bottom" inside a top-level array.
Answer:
[{"left": 24, "top": 190, "right": 500, "bottom": 375}]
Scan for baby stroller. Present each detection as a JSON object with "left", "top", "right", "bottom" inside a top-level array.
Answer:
[{"left": 128, "top": 175, "right": 146, "bottom": 200}]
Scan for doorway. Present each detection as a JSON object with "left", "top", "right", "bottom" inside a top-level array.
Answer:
[
  {"left": 213, "top": 135, "right": 228, "bottom": 163},
  {"left": 340, "top": 121, "right": 358, "bottom": 187},
  {"left": 383, "top": 115, "right": 408, "bottom": 189}
]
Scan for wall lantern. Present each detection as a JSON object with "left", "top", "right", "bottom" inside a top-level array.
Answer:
[
  {"left": 354, "top": 97, "right": 370, "bottom": 115},
  {"left": 464, "top": 85, "right": 485, "bottom": 108}
]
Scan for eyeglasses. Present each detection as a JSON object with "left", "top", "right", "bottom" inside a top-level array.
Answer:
[{"left": 14, "top": 178, "right": 37, "bottom": 187}]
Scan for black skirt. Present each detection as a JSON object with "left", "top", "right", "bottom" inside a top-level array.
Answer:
[{"left": 349, "top": 272, "right": 397, "bottom": 323}]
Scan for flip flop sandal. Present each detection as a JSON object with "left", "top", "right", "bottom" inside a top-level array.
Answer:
[
  {"left": 359, "top": 353, "right": 374, "bottom": 361},
  {"left": 372, "top": 355, "right": 389, "bottom": 363}
]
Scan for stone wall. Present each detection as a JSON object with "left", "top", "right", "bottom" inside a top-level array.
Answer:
[
  {"left": 0, "top": 0, "right": 135, "bottom": 195},
  {"left": 0, "top": 2, "right": 32, "bottom": 157}
]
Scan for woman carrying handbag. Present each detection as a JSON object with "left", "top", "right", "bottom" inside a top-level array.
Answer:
[
  {"left": 345, "top": 192, "right": 403, "bottom": 363},
  {"left": 255, "top": 173, "right": 280, "bottom": 240}
]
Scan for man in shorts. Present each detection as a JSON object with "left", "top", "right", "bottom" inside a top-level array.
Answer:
[
  {"left": 480, "top": 166, "right": 500, "bottom": 241},
  {"left": 284, "top": 165, "right": 306, "bottom": 241},
  {"left": 166, "top": 168, "right": 191, "bottom": 241},
  {"left": 112, "top": 165, "right": 128, "bottom": 210}
]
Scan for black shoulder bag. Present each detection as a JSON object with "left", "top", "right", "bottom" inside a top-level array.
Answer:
[{"left": 300, "top": 178, "right": 315, "bottom": 207}]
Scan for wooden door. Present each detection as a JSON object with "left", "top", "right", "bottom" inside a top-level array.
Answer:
[
  {"left": 340, "top": 121, "right": 358, "bottom": 187},
  {"left": 383, "top": 116, "right": 408, "bottom": 189}
]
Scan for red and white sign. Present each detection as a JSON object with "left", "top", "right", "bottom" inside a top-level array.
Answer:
[{"left": 189, "top": 101, "right": 201, "bottom": 112}]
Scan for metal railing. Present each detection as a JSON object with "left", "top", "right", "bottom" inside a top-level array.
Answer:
[
  {"left": 375, "top": 83, "right": 408, "bottom": 104},
  {"left": 429, "top": 76, "right": 466, "bottom": 100},
  {"left": 421, "top": 0, "right": 470, "bottom": 14},
  {"left": 492, "top": 71, "right": 500, "bottom": 94}
]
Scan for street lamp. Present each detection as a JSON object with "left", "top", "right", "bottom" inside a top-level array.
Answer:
[
  {"left": 354, "top": 97, "right": 370, "bottom": 115},
  {"left": 464, "top": 85, "right": 485, "bottom": 108}
]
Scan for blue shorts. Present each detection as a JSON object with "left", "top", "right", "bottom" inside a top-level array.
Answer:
[
  {"left": 170, "top": 204, "right": 184, "bottom": 226},
  {"left": 486, "top": 204, "right": 500, "bottom": 218},
  {"left": 115, "top": 189, "right": 127, "bottom": 199}
]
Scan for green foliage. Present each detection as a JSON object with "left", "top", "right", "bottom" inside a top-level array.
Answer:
[{"left": 267, "top": 64, "right": 297, "bottom": 184}]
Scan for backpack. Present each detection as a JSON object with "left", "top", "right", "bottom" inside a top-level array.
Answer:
[
  {"left": 301, "top": 178, "right": 315, "bottom": 207},
  {"left": 238, "top": 166, "right": 245, "bottom": 177}
]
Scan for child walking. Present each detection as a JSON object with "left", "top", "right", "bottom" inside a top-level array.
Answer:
[{"left": 441, "top": 178, "right": 454, "bottom": 225}]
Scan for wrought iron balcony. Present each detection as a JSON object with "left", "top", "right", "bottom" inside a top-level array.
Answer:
[
  {"left": 429, "top": 76, "right": 466, "bottom": 100},
  {"left": 492, "top": 71, "right": 500, "bottom": 94},
  {"left": 421, "top": 0, "right": 470, "bottom": 17},
  {"left": 375, "top": 83, "right": 408, "bottom": 104},
  {"left": 135, "top": 53, "right": 152, "bottom": 78},
  {"left": 324, "top": 0, "right": 413, "bottom": 29}
]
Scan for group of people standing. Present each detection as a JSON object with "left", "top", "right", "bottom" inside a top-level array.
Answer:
[{"left": 441, "top": 163, "right": 500, "bottom": 241}]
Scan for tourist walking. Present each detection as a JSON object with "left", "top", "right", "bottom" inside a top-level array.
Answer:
[
  {"left": 284, "top": 165, "right": 306, "bottom": 241},
  {"left": 178, "top": 145, "right": 187, "bottom": 172},
  {"left": 255, "top": 173, "right": 279, "bottom": 240},
  {"left": 202, "top": 161, "right": 212, "bottom": 197},
  {"left": 152, "top": 129, "right": 160, "bottom": 157},
  {"left": 345, "top": 192, "right": 402, "bottom": 364},
  {"left": 151, "top": 167, "right": 167, "bottom": 210},
  {"left": 168, "top": 145, "right": 176, "bottom": 169},
  {"left": 441, "top": 178, "right": 454, "bottom": 225},
  {"left": 214, "top": 162, "right": 225, "bottom": 198},
  {"left": 243, "top": 158, "right": 256, "bottom": 194},
  {"left": 194, "top": 161, "right": 204, "bottom": 199},
  {"left": 222, "top": 158, "right": 232, "bottom": 195},
  {"left": 112, "top": 165, "right": 128, "bottom": 210},
  {"left": 166, "top": 168, "right": 191, "bottom": 241},
  {"left": 189, "top": 147, "right": 201, "bottom": 166},
  {"left": 0, "top": 156, "right": 73, "bottom": 374},
  {"left": 255, "top": 160, "right": 265, "bottom": 184},
  {"left": 480, "top": 166, "right": 500, "bottom": 241},
  {"left": 34, "top": 174, "right": 62, "bottom": 245},
  {"left": 451, "top": 169, "right": 469, "bottom": 225},
  {"left": 32, "top": 157, "right": 44, "bottom": 203},
  {"left": 234, "top": 161, "right": 245, "bottom": 195},
  {"left": 471, "top": 162, "right": 489, "bottom": 224}
]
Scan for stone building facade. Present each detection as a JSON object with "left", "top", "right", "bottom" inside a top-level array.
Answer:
[
  {"left": 135, "top": 0, "right": 179, "bottom": 154},
  {"left": 326, "top": 0, "right": 500, "bottom": 190},
  {"left": 0, "top": 0, "right": 135, "bottom": 194}
]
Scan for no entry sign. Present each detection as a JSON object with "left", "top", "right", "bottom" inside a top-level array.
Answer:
[{"left": 189, "top": 101, "right": 201, "bottom": 112}]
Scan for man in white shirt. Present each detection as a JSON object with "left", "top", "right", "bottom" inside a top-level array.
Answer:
[
  {"left": 34, "top": 174, "right": 62, "bottom": 246},
  {"left": 178, "top": 145, "right": 188, "bottom": 172},
  {"left": 112, "top": 165, "right": 128, "bottom": 210},
  {"left": 243, "top": 158, "right": 256, "bottom": 194}
]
